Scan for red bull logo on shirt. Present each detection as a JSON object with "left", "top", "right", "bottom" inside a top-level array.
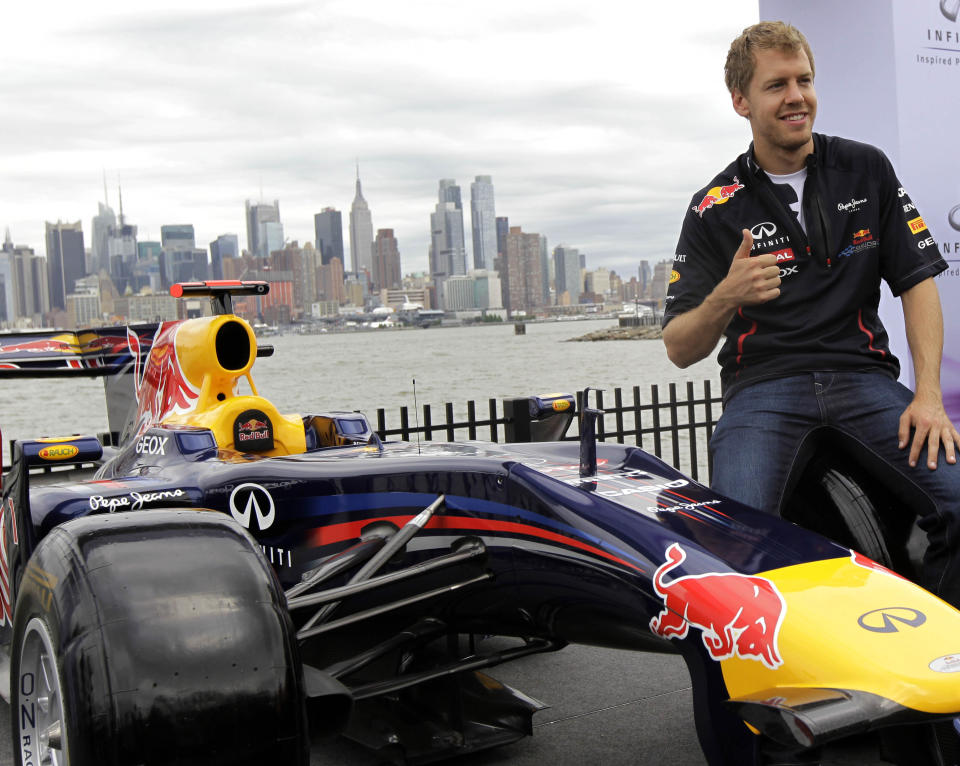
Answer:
[
  {"left": 649, "top": 543, "right": 787, "bottom": 669},
  {"left": 692, "top": 177, "right": 746, "bottom": 217}
]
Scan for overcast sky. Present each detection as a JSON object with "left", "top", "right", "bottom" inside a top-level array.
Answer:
[{"left": 2, "top": 0, "right": 760, "bottom": 275}]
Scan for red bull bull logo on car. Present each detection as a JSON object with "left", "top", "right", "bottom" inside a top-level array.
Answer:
[
  {"left": 692, "top": 177, "right": 745, "bottom": 217},
  {"left": 649, "top": 543, "right": 787, "bottom": 670}
]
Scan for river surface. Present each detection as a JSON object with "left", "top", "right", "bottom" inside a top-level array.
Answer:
[{"left": 0, "top": 318, "right": 720, "bottom": 464}]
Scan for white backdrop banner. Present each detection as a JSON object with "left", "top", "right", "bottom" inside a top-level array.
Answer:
[{"left": 758, "top": 0, "right": 960, "bottom": 418}]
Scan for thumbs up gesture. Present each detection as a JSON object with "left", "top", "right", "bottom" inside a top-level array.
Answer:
[{"left": 720, "top": 229, "right": 780, "bottom": 306}]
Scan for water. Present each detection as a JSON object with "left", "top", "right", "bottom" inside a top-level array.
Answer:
[{"left": 0, "top": 318, "right": 720, "bottom": 464}]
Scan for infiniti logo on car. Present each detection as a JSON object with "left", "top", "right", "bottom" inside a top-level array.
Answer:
[{"left": 751, "top": 222, "right": 777, "bottom": 238}]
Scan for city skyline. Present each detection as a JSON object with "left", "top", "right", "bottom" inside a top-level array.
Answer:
[{"left": 2, "top": 1, "right": 760, "bottom": 275}]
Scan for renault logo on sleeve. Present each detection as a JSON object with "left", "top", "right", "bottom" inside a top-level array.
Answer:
[
  {"left": 229, "top": 483, "right": 276, "bottom": 531},
  {"left": 750, "top": 222, "right": 777, "bottom": 238},
  {"left": 857, "top": 606, "right": 926, "bottom": 633}
]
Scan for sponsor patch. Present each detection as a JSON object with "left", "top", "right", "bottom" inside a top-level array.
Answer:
[
  {"left": 649, "top": 543, "right": 786, "bottom": 669},
  {"left": 773, "top": 249, "right": 795, "bottom": 263},
  {"left": 37, "top": 444, "right": 79, "bottom": 461},
  {"left": 692, "top": 177, "right": 745, "bottom": 217},
  {"left": 669, "top": 270, "right": 680, "bottom": 284},
  {"left": 929, "top": 654, "right": 960, "bottom": 673},
  {"left": 234, "top": 409, "right": 274, "bottom": 452},
  {"left": 852, "top": 229, "right": 873, "bottom": 245},
  {"left": 229, "top": 483, "right": 276, "bottom": 531},
  {"left": 908, "top": 216, "right": 928, "bottom": 235}
]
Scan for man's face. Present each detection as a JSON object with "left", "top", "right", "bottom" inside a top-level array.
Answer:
[{"left": 732, "top": 47, "right": 817, "bottom": 161}]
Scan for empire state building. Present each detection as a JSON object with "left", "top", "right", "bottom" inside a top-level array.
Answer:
[{"left": 349, "top": 167, "right": 374, "bottom": 276}]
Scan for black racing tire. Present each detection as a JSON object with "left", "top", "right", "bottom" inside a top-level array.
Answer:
[
  {"left": 10, "top": 509, "right": 308, "bottom": 766},
  {"left": 819, "top": 467, "right": 893, "bottom": 567}
]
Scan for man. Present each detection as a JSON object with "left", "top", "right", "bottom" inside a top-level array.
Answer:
[{"left": 663, "top": 20, "right": 960, "bottom": 765}]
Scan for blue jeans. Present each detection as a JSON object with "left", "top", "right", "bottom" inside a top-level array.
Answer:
[{"left": 710, "top": 371, "right": 960, "bottom": 608}]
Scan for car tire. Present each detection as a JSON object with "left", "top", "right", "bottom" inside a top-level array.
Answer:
[
  {"left": 819, "top": 466, "right": 893, "bottom": 566},
  {"left": 10, "top": 509, "right": 308, "bottom": 766}
]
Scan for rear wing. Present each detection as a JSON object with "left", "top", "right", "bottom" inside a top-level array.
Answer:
[{"left": 0, "top": 326, "right": 159, "bottom": 379}]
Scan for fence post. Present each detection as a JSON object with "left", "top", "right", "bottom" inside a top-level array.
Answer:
[{"left": 502, "top": 397, "right": 532, "bottom": 443}]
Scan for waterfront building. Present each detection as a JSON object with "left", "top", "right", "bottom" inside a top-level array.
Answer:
[
  {"left": 161, "top": 224, "right": 195, "bottom": 251},
  {"left": 554, "top": 245, "right": 582, "bottom": 305},
  {"left": 314, "top": 208, "right": 345, "bottom": 266},
  {"left": 429, "top": 180, "right": 466, "bottom": 283},
  {"left": 245, "top": 200, "right": 282, "bottom": 258},
  {"left": 585, "top": 267, "right": 611, "bottom": 299},
  {"left": 471, "top": 269, "right": 502, "bottom": 310},
  {"left": 495, "top": 216, "right": 509, "bottom": 258},
  {"left": 381, "top": 286, "right": 429, "bottom": 311},
  {"left": 639, "top": 260, "right": 652, "bottom": 298},
  {"left": 45, "top": 220, "right": 85, "bottom": 312},
  {"left": 441, "top": 275, "right": 476, "bottom": 311},
  {"left": 119, "top": 291, "right": 181, "bottom": 323},
  {"left": 372, "top": 229, "right": 401, "bottom": 291},
  {"left": 270, "top": 241, "right": 314, "bottom": 318},
  {"left": 470, "top": 176, "right": 497, "bottom": 271},
  {"left": 312, "top": 300, "right": 340, "bottom": 318},
  {"left": 343, "top": 271, "right": 368, "bottom": 308},
  {"left": 134, "top": 241, "right": 163, "bottom": 293},
  {"left": 651, "top": 260, "right": 672, "bottom": 308},
  {"left": 160, "top": 225, "right": 206, "bottom": 288},
  {"left": 7, "top": 242, "right": 47, "bottom": 324},
  {"left": 209, "top": 234, "right": 239, "bottom": 281},
  {"left": 318, "top": 256, "right": 346, "bottom": 304},
  {"left": 66, "top": 276, "right": 101, "bottom": 327},
  {"left": 107, "top": 220, "right": 137, "bottom": 295},
  {"left": 539, "top": 235, "right": 550, "bottom": 307},
  {"left": 0, "top": 231, "right": 16, "bottom": 324},
  {"left": 91, "top": 202, "right": 116, "bottom": 276},
  {"left": 504, "top": 226, "right": 544, "bottom": 315},
  {"left": 349, "top": 170, "right": 374, "bottom": 276}
]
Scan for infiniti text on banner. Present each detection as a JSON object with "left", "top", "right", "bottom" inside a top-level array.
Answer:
[{"left": 758, "top": 0, "right": 960, "bottom": 418}]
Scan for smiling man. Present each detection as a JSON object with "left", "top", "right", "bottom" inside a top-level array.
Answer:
[{"left": 661, "top": 21, "right": 960, "bottom": 766}]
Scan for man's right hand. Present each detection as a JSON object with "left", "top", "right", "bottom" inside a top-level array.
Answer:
[
  {"left": 663, "top": 229, "right": 780, "bottom": 368},
  {"left": 716, "top": 229, "right": 781, "bottom": 307}
]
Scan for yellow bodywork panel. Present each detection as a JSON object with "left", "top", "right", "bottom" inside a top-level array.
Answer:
[{"left": 719, "top": 555, "right": 960, "bottom": 714}]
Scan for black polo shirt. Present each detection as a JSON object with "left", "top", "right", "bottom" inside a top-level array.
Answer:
[{"left": 664, "top": 133, "right": 947, "bottom": 399}]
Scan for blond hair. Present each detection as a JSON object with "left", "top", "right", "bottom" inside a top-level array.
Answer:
[{"left": 724, "top": 21, "right": 815, "bottom": 94}]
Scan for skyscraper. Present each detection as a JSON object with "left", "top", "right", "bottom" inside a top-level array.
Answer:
[
  {"left": 209, "top": 234, "right": 239, "bottom": 281},
  {"left": 91, "top": 201, "right": 116, "bottom": 276},
  {"left": 429, "top": 180, "right": 467, "bottom": 298},
  {"left": 314, "top": 208, "right": 344, "bottom": 266},
  {"left": 504, "top": 226, "right": 544, "bottom": 314},
  {"left": 554, "top": 245, "right": 582, "bottom": 306},
  {"left": 160, "top": 225, "right": 207, "bottom": 287},
  {"left": 245, "top": 199, "right": 282, "bottom": 258},
  {"left": 495, "top": 217, "right": 510, "bottom": 258},
  {"left": 10, "top": 245, "right": 48, "bottom": 322},
  {"left": 0, "top": 231, "right": 14, "bottom": 324},
  {"left": 470, "top": 176, "right": 497, "bottom": 271},
  {"left": 372, "top": 229, "right": 401, "bottom": 291},
  {"left": 45, "top": 220, "right": 85, "bottom": 311},
  {"left": 349, "top": 168, "right": 374, "bottom": 276}
]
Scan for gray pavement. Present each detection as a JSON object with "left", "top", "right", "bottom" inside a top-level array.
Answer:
[{"left": 0, "top": 642, "right": 887, "bottom": 765}]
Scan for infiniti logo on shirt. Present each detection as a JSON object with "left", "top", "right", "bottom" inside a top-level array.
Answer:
[{"left": 751, "top": 222, "right": 777, "bottom": 238}]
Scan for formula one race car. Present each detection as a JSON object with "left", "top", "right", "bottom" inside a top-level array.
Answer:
[{"left": 1, "top": 281, "right": 958, "bottom": 766}]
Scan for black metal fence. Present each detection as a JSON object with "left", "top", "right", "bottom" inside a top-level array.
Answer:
[{"left": 375, "top": 380, "right": 722, "bottom": 483}]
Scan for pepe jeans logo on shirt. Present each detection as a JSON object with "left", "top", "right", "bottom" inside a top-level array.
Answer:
[{"left": 837, "top": 197, "right": 868, "bottom": 213}]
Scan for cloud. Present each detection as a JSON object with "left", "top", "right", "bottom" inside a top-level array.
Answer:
[{"left": 1, "top": 0, "right": 757, "bottom": 275}]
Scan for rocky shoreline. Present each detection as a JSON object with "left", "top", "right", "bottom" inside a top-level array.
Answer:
[{"left": 566, "top": 325, "right": 663, "bottom": 341}]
